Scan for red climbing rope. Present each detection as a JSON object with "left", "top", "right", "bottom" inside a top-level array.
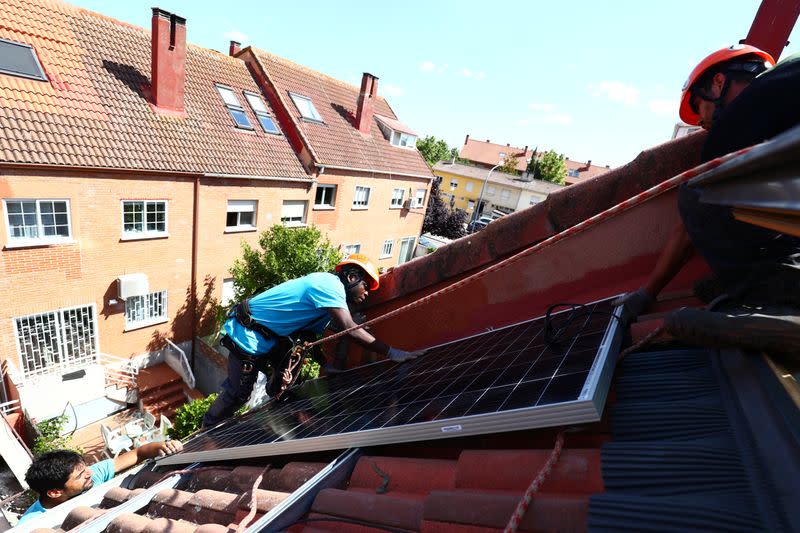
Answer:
[{"left": 503, "top": 430, "right": 566, "bottom": 533}]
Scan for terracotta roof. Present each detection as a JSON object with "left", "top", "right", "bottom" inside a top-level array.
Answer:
[
  {"left": 374, "top": 114, "right": 417, "bottom": 136},
  {"left": 459, "top": 137, "right": 612, "bottom": 181},
  {"left": 0, "top": 0, "right": 307, "bottom": 178},
  {"left": 433, "top": 161, "right": 563, "bottom": 195},
  {"left": 249, "top": 49, "right": 432, "bottom": 178}
]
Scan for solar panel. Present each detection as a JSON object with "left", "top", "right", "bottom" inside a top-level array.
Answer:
[{"left": 160, "top": 299, "right": 622, "bottom": 465}]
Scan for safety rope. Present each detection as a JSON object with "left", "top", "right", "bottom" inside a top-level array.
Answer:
[
  {"left": 503, "top": 430, "right": 566, "bottom": 533},
  {"left": 274, "top": 345, "right": 305, "bottom": 399},
  {"left": 236, "top": 466, "right": 269, "bottom": 532},
  {"left": 300, "top": 145, "right": 754, "bottom": 352},
  {"left": 618, "top": 324, "right": 667, "bottom": 361}
]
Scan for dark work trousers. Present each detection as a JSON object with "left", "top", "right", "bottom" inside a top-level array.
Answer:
[{"left": 203, "top": 340, "right": 268, "bottom": 428}]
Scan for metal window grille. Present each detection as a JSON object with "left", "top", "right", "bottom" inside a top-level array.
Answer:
[
  {"left": 14, "top": 304, "right": 98, "bottom": 380},
  {"left": 125, "top": 290, "right": 168, "bottom": 328}
]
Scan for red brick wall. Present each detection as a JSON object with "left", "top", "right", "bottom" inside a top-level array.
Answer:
[
  {"left": 0, "top": 169, "right": 194, "bottom": 371},
  {"left": 311, "top": 169, "right": 430, "bottom": 269}
]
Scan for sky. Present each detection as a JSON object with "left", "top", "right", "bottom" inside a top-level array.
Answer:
[{"left": 68, "top": 0, "right": 799, "bottom": 168}]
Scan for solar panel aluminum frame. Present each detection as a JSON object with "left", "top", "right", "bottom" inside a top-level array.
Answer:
[{"left": 160, "top": 301, "right": 623, "bottom": 466}]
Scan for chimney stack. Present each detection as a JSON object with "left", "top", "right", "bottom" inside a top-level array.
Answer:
[
  {"left": 582, "top": 159, "right": 592, "bottom": 171},
  {"left": 464, "top": 134, "right": 470, "bottom": 145},
  {"left": 151, "top": 8, "right": 187, "bottom": 112},
  {"left": 355, "top": 72, "right": 378, "bottom": 134},
  {"left": 229, "top": 40, "right": 241, "bottom": 56}
]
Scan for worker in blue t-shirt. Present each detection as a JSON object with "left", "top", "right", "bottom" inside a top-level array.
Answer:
[
  {"left": 19, "top": 440, "right": 182, "bottom": 524},
  {"left": 203, "top": 254, "right": 425, "bottom": 428}
]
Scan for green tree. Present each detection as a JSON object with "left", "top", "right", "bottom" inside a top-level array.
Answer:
[
  {"left": 416, "top": 135, "right": 456, "bottom": 167},
  {"left": 499, "top": 153, "right": 520, "bottom": 175},
  {"left": 528, "top": 149, "right": 566, "bottom": 185},
  {"left": 422, "top": 178, "right": 468, "bottom": 239},
  {"left": 32, "top": 415, "right": 81, "bottom": 456},
  {"left": 229, "top": 225, "right": 342, "bottom": 303}
]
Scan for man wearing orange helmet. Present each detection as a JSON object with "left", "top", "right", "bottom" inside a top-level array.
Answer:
[
  {"left": 616, "top": 44, "right": 800, "bottom": 353},
  {"left": 203, "top": 254, "right": 424, "bottom": 427}
]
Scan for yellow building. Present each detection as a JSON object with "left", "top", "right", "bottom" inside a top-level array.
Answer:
[{"left": 432, "top": 164, "right": 485, "bottom": 213}]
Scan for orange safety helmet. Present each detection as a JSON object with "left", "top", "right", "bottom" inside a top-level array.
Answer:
[
  {"left": 679, "top": 44, "right": 774, "bottom": 125},
  {"left": 336, "top": 253, "right": 380, "bottom": 291}
]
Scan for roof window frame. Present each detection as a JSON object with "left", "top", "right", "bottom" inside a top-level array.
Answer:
[
  {"left": 288, "top": 92, "right": 324, "bottom": 123},
  {"left": 243, "top": 91, "right": 282, "bottom": 135},
  {"left": 0, "top": 38, "right": 48, "bottom": 82},
  {"left": 215, "top": 84, "right": 254, "bottom": 130}
]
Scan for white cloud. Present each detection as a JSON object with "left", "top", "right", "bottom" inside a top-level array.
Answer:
[
  {"left": 591, "top": 80, "right": 640, "bottom": 105},
  {"left": 476, "top": 71, "right": 485, "bottom": 80},
  {"left": 529, "top": 103, "right": 557, "bottom": 112},
  {"left": 224, "top": 29, "right": 249, "bottom": 43},
  {"left": 438, "top": 63, "right": 449, "bottom": 73},
  {"left": 647, "top": 98, "right": 677, "bottom": 116},
  {"left": 461, "top": 68, "right": 473, "bottom": 78},
  {"left": 420, "top": 61, "right": 436, "bottom": 72},
  {"left": 544, "top": 113, "right": 573, "bottom": 125},
  {"left": 517, "top": 119, "right": 530, "bottom": 126},
  {"left": 381, "top": 83, "right": 405, "bottom": 97}
]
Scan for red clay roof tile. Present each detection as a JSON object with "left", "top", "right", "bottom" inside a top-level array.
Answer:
[
  {"left": 0, "top": 0, "right": 307, "bottom": 179},
  {"left": 250, "top": 49, "right": 432, "bottom": 178}
]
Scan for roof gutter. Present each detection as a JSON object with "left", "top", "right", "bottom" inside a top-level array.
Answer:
[
  {"left": 202, "top": 172, "right": 312, "bottom": 184},
  {"left": 318, "top": 163, "right": 432, "bottom": 181},
  {"left": 0, "top": 162, "right": 199, "bottom": 177}
]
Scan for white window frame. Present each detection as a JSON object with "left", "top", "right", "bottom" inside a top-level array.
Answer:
[
  {"left": 281, "top": 200, "right": 308, "bottom": 227},
  {"left": 121, "top": 200, "right": 168, "bottom": 240},
  {"left": 13, "top": 303, "right": 99, "bottom": 381},
  {"left": 221, "top": 278, "right": 236, "bottom": 307},
  {"left": 289, "top": 92, "right": 324, "bottom": 122},
  {"left": 226, "top": 200, "right": 257, "bottom": 232},
  {"left": 390, "top": 188, "right": 405, "bottom": 208},
  {"left": 487, "top": 186, "right": 496, "bottom": 196},
  {"left": 530, "top": 196, "right": 542, "bottom": 206},
  {"left": 568, "top": 168, "right": 580, "bottom": 177},
  {"left": 467, "top": 200, "right": 475, "bottom": 210},
  {"left": 413, "top": 189, "right": 427, "bottom": 208},
  {"left": 0, "top": 38, "right": 48, "bottom": 81},
  {"left": 465, "top": 182, "right": 474, "bottom": 192},
  {"left": 125, "top": 290, "right": 169, "bottom": 331},
  {"left": 215, "top": 85, "right": 253, "bottom": 130},
  {"left": 380, "top": 239, "right": 394, "bottom": 259},
  {"left": 353, "top": 186, "right": 371, "bottom": 210},
  {"left": 343, "top": 244, "right": 361, "bottom": 255},
  {"left": 449, "top": 179, "right": 458, "bottom": 191},
  {"left": 244, "top": 91, "right": 281, "bottom": 134},
  {"left": 500, "top": 189, "right": 511, "bottom": 201},
  {"left": 397, "top": 236, "right": 416, "bottom": 265},
  {"left": 389, "top": 130, "right": 417, "bottom": 149},
  {"left": 3, "top": 198, "right": 73, "bottom": 247},
  {"left": 314, "top": 184, "right": 337, "bottom": 209}
]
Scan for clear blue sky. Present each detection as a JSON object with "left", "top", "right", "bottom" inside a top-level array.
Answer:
[{"left": 69, "top": 0, "right": 799, "bottom": 167}]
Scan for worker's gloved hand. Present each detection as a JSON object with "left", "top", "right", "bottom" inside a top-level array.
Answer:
[
  {"left": 613, "top": 288, "right": 656, "bottom": 325},
  {"left": 387, "top": 347, "right": 425, "bottom": 363}
]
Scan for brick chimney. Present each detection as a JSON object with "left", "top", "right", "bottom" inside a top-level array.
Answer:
[
  {"left": 229, "top": 40, "right": 241, "bottom": 56},
  {"left": 464, "top": 134, "right": 470, "bottom": 145},
  {"left": 581, "top": 159, "right": 592, "bottom": 171},
  {"left": 151, "top": 8, "right": 187, "bottom": 112},
  {"left": 355, "top": 72, "right": 378, "bottom": 134}
]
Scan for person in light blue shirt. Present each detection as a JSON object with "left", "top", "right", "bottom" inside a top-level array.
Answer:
[
  {"left": 203, "top": 254, "right": 425, "bottom": 428},
  {"left": 19, "top": 441, "right": 182, "bottom": 524}
]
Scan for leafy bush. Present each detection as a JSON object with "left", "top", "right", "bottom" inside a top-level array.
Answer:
[
  {"left": 298, "top": 358, "right": 321, "bottom": 382},
  {"left": 229, "top": 225, "right": 342, "bottom": 303},
  {"left": 168, "top": 394, "right": 217, "bottom": 440},
  {"left": 32, "top": 415, "right": 81, "bottom": 456}
]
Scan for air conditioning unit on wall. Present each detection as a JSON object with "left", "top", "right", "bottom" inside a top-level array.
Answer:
[
  {"left": 402, "top": 198, "right": 412, "bottom": 209},
  {"left": 117, "top": 273, "right": 149, "bottom": 300}
]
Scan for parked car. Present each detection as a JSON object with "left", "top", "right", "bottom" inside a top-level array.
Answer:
[{"left": 468, "top": 220, "right": 488, "bottom": 233}]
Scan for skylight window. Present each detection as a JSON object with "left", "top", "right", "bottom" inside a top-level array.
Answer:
[
  {"left": 0, "top": 38, "right": 47, "bottom": 81},
  {"left": 215, "top": 85, "right": 253, "bottom": 129},
  {"left": 244, "top": 92, "right": 281, "bottom": 134},
  {"left": 289, "top": 92, "right": 323, "bottom": 122}
]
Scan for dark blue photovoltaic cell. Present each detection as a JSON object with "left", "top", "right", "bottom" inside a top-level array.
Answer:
[{"left": 181, "top": 301, "right": 615, "bottom": 454}]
